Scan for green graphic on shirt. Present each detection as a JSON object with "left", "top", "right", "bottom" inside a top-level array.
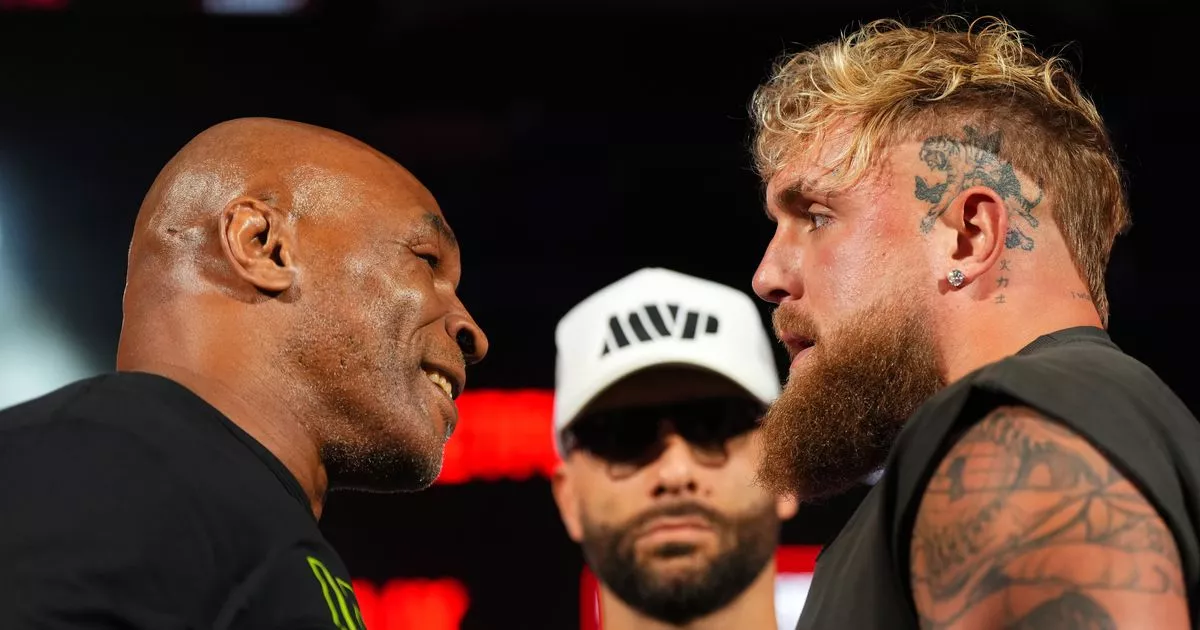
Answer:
[{"left": 307, "top": 556, "right": 366, "bottom": 630}]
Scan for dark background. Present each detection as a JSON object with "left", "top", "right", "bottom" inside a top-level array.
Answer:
[{"left": 0, "top": 0, "right": 1192, "bottom": 628}]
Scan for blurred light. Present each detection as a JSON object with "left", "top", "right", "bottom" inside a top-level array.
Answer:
[
  {"left": 0, "top": 0, "right": 68, "bottom": 10},
  {"left": 580, "top": 566, "right": 600, "bottom": 630},
  {"left": 773, "top": 545, "right": 820, "bottom": 629},
  {"left": 0, "top": 177, "right": 99, "bottom": 409},
  {"left": 353, "top": 578, "right": 469, "bottom": 630},
  {"left": 0, "top": 316, "right": 96, "bottom": 408},
  {"left": 864, "top": 467, "right": 884, "bottom": 485},
  {"left": 202, "top": 0, "right": 306, "bottom": 15},
  {"left": 775, "top": 574, "right": 814, "bottom": 629},
  {"left": 435, "top": 389, "right": 558, "bottom": 484}
]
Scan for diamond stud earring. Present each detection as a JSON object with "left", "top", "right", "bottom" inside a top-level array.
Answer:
[{"left": 947, "top": 269, "right": 966, "bottom": 288}]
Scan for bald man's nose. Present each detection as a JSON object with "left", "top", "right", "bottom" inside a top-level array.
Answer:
[
  {"left": 448, "top": 312, "right": 488, "bottom": 365},
  {"left": 652, "top": 435, "right": 698, "bottom": 497}
]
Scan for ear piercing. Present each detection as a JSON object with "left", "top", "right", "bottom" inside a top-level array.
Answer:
[{"left": 947, "top": 269, "right": 965, "bottom": 288}]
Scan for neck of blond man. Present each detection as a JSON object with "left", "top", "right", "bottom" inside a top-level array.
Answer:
[{"left": 936, "top": 239, "right": 1105, "bottom": 384}]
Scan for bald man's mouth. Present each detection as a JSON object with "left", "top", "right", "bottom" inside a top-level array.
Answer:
[
  {"left": 421, "top": 361, "right": 463, "bottom": 400},
  {"left": 425, "top": 370, "right": 453, "bottom": 398}
]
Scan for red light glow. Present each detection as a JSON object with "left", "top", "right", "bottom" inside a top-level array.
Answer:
[
  {"left": 353, "top": 578, "right": 469, "bottom": 630},
  {"left": 0, "top": 0, "right": 68, "bottom": 9},
  {"left": 436, "top": 389, "right": 558, "bottom": 484}
]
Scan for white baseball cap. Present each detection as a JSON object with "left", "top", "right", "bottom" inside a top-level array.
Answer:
[{"left": 553, "top": 267, "right": 782, "bottom": 454}]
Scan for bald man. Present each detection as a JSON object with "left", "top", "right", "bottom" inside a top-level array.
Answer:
[{"left": 0, "top": 118, "right": 487, "bottom": 629}]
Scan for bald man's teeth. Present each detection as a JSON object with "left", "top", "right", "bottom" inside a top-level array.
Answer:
[{"left": 425, "top": 371, "right": 453, "bottom": 398}]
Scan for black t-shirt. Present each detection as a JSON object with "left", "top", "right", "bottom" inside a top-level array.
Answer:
[
  {"left": 0, "top": 372, "right": 366, "bottom": 630},
  {"left": 795, "top": 326, "right": 1200, "bottom": 629}
]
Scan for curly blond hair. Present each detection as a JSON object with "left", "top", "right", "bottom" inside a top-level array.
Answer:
[{"left": 751, "top": 16, "right": 1128, "bottom": 324}]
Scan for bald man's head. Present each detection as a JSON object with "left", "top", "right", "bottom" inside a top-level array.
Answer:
[
  {"left": 119, "top": 118, "right": 488, "bottom": 492},
  {"left": 128, "top": 119, "right": 429, "bottom": 288}
]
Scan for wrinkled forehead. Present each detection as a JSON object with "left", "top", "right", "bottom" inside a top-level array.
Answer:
[
  {"left": 290, "top": 155, "right": 451, "bottom": 238},
  {"left": 764, "top": 127, "right": 855, "bottom": 198},
  {"left": 766, "top": 161, "right": 839, "bottom": 209},
  {"left": 765, "top": 132, "right": 917, "bottom": 213}
]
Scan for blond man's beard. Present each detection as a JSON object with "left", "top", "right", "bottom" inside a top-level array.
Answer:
[{"left": 756, "top": 297, "right": 944, "bottom": 499}]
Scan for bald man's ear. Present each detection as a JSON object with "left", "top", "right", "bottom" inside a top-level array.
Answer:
[{"left": 219, "top": 197, "right": 296, "bottom": 294}]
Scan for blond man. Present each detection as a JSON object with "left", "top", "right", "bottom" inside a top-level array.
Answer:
[{"left": 748, "top": 16, "right": 1198, "bottom": 629}]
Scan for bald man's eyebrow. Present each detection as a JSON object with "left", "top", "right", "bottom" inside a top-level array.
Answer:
[{"left": 424, "top": 213, "right": 458, "bottom": 249}]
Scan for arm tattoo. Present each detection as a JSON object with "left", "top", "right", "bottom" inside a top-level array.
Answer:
[
  {"left": 914, "top": 126, "right": 1043, "bottom": 253},
  {"left": 911, "top": 406, "right": 1187, "bottom": 630}
]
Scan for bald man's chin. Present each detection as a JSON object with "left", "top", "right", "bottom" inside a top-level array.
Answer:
[{"left": 321, "top": 443, "right": 444, "bottom": 493}]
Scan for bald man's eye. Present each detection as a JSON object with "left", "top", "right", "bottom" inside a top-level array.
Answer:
[{"left": 417, "top": 253, "right": 440, "bottom": 270}]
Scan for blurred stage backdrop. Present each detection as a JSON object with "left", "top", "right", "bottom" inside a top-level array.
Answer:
[{"left": 0, "top": 0, "right": 1193, "bottom": 628}]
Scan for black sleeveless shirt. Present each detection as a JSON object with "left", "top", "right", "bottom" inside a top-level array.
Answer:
[{"left": 794, "top": 326, "right": 1200, "bottom": 629}]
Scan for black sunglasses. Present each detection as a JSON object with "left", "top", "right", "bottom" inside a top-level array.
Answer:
[{"left": 562, "top": 396, "right": 764, "bottom": 467}]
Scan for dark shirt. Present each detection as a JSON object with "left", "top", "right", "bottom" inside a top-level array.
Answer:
[
  {"left": 796, "top": 327, "right": 1200, "bottom": 629},
  {"left": 0, "top": 372, "right": 365, "bottom": 629}
]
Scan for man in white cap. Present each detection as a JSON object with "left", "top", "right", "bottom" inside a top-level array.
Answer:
[{"left": 550, "top": 268, "right": 797, "bottom": 630}]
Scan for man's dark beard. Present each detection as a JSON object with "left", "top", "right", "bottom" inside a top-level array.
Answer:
[
  {"left": 756, "top": 298, "right": 944, "bottom": 500},
  {"left": 321, "top": 438, "right": 439, "bottom": 493},
  {"left": 580, "top": 501, "right": 779, "bottom": 626}
]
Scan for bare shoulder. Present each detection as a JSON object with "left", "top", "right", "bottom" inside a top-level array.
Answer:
[{"left": 910, "top": 405, "right": 1190, "bottom": 629}]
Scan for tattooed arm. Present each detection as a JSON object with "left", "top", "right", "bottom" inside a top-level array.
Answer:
[{"left": 910, "top": 406, "right": 1190, "bottom": 629}]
